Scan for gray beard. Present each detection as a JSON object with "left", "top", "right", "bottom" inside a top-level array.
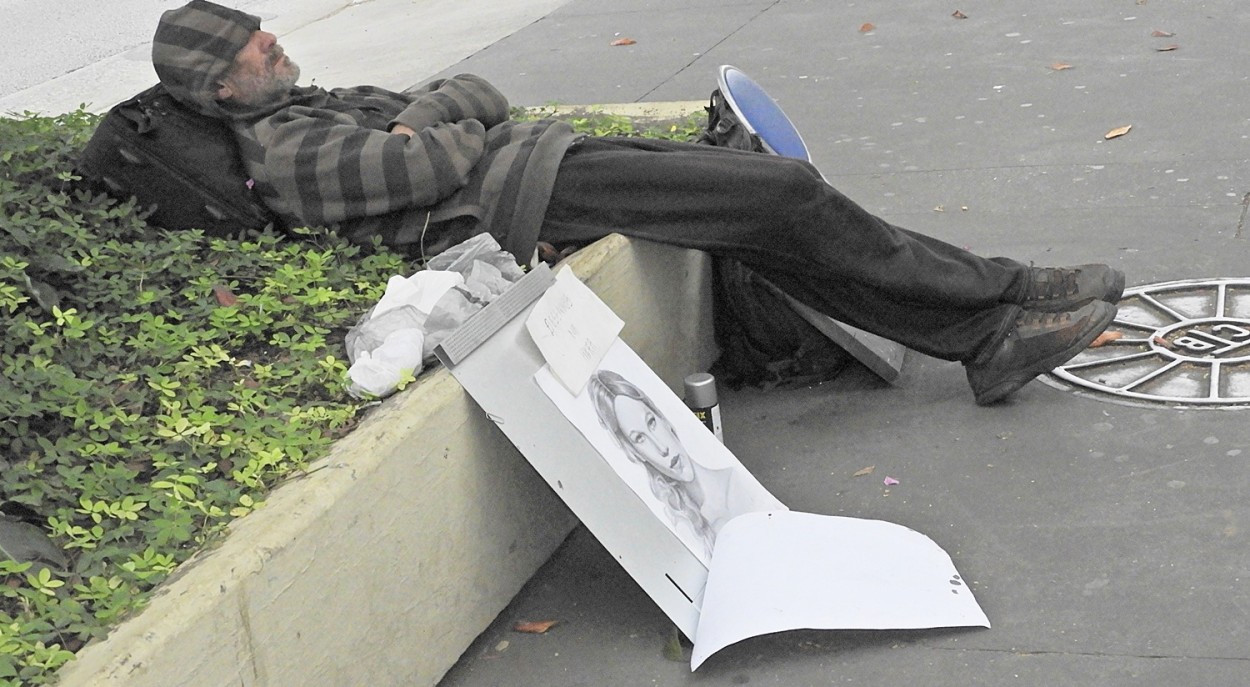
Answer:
[{"left": 230, "top": 62, "right": 302, "bottom": 106}]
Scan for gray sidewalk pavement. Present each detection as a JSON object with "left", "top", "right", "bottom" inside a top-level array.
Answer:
[
  {"left": 8, "top": 0, "right": 1250, "bottom": 684},
  {"left": 0, "top": 0, "right": 570, "bottom": 116}
]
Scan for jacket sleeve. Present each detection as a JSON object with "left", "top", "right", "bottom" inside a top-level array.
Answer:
[
  {"left": 390, "top": 73, "right": 510, "bottom": 132},
  {"left": 255, "top": 105, "right": 487, "bottom": 226}
]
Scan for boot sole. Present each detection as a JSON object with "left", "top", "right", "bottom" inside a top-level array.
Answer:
[{"left": 974, "top": 303, "right": 1118, "bottom": 405}]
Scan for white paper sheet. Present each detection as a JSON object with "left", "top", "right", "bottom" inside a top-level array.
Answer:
[
  {"left": 691, "top": 510, "right": 991, "bottom": 669},
  {"left": 525, "top": 267, "right": 624, "bottom": 395}
]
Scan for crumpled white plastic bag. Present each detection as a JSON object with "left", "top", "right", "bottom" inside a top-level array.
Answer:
[
  {"left": 346, "top": 327, "right": 426, "bottom": 397},
  {"left": 426, "top": 232, "right": 526, "bottom": 281},
  {"left": 345, "top": 233, "right": 525, "bottom": 398},
  {"left": 373, "top": 270, "right": 465, "bottom": 320}
]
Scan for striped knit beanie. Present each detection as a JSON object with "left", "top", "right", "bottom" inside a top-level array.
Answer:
[{"left": 152, "top": 1, "right": 260, "bottom": 118}]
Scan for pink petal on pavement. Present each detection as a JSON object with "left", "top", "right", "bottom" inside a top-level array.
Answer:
[{"left": 883, "top": 476, "right": 900, "bottom": 486}]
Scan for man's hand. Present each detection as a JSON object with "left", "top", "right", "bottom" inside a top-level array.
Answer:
[{"left": 391, "top": 123, "right": 417, "bottom": 139}]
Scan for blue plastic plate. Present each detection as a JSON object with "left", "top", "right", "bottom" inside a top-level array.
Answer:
[{"left": 717, "top": 65, "right": 811, "bottom": 161}]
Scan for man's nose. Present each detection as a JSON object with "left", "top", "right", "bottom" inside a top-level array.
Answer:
[{"left": 256, "top": 31, "right": 277, "bottom": 51}]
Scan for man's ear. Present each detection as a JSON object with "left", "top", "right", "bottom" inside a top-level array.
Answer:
[{"left": 216, "top": 81, "right": 234, "bottom": 101}]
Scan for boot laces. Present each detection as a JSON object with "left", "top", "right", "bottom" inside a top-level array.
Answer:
[{"left": 1029, "top": 266, "right": 1079, "bottom": 301}]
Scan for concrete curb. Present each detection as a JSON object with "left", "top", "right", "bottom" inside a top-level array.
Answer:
[
  {"left": 527, "top": 101, "right": 706, "bottom": 122},
  {"left": 54, "top": 235, "right": 715, "bottom": 687}
]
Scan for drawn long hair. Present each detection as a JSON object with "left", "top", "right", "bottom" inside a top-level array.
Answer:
[{"left": 587, "top": 369, "right": 715, "bottom": 556}]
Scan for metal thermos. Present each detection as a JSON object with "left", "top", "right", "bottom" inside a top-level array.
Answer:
[{"left": 683, "top": 372, "right": 723, "bottom": 442}]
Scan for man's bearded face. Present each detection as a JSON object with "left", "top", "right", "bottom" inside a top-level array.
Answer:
[{"left": 221, "top": 31, "right": 300, "bottom": 106}]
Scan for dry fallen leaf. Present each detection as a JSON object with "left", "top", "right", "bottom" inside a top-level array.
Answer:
[
  {"left": 1089, "top": 330, "right": 1124, "bottom": 348},
  {"left": 952, "top": 10, "right": 968, "bottom": 19},
  {"left": 513, "top": 619, "right": 559, "bottom": 634},
  {"left": 853, "top": 465, "right": 876, "bottom": 477},
  {"left": 1050, "top": 62, "right": 1073, "bottom": 71},
  {"left": 1104, "top": 124, "right": 1133, "bottom": 140},
  {"left": 859, "top": 22, "right": 876, "bottom": 32},
  {"left": 212, "top": 284, "right": 238, "bottom": 307},
  {"left": 1151, "top": 30, "right": 1175, "bottom": 37},
  {"left": 1156, "top": 44, "right": 1180, "bottom": 52},
  {"left": 610, "top": 37, "right": 637, "bottom": 46}
]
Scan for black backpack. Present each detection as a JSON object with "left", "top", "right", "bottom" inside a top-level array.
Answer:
[
  {"left": 694, "top": 89, "right": 765, "bottom": 153},
  {"left": 77, "top": 83, "right": 277, "bottom": 237},
  {"left": 694, "top": 89, "right": 853, "bottom": 389}
]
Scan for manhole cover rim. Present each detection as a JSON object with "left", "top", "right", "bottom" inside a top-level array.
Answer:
[{"left": 1044, "top": 276, "right": 1250, "bottom": 409}]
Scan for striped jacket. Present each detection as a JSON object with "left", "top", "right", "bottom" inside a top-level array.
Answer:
[{"left": 231, "top": 74, "right": 578, "bottom": 260}]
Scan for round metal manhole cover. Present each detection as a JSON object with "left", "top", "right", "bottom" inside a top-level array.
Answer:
[{"left": 1044, "top": 278, "right": 1250, "bottom": 408}]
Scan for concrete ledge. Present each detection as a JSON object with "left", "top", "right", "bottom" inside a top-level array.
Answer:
[
  {"left": 530, "top": 101, "right": 705, "bottom": 122},
  {"left": 56, "top": 234, "right": 715, "bottom": 687}
]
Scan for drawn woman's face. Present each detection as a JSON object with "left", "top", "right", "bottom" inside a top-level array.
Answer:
[{"left": 613, "top": 395, "right": 694, "bottom": 482}]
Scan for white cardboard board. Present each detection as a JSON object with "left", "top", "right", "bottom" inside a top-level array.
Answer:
[{"left": 437, "top": 266, "right": 708, "bottom": 638}]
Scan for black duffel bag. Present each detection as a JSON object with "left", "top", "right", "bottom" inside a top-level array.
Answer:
[{"left": 78, "top": 83, "right": 277, "bottom": 237}]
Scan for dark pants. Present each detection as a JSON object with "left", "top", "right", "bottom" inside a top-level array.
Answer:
[{"left": 539, "top": 136, "right": 1028, "bottom": 363}]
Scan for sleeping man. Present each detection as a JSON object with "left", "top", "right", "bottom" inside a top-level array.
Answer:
[{"left": 150, "top": 0, "right": 1125, "bottom": 405}]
